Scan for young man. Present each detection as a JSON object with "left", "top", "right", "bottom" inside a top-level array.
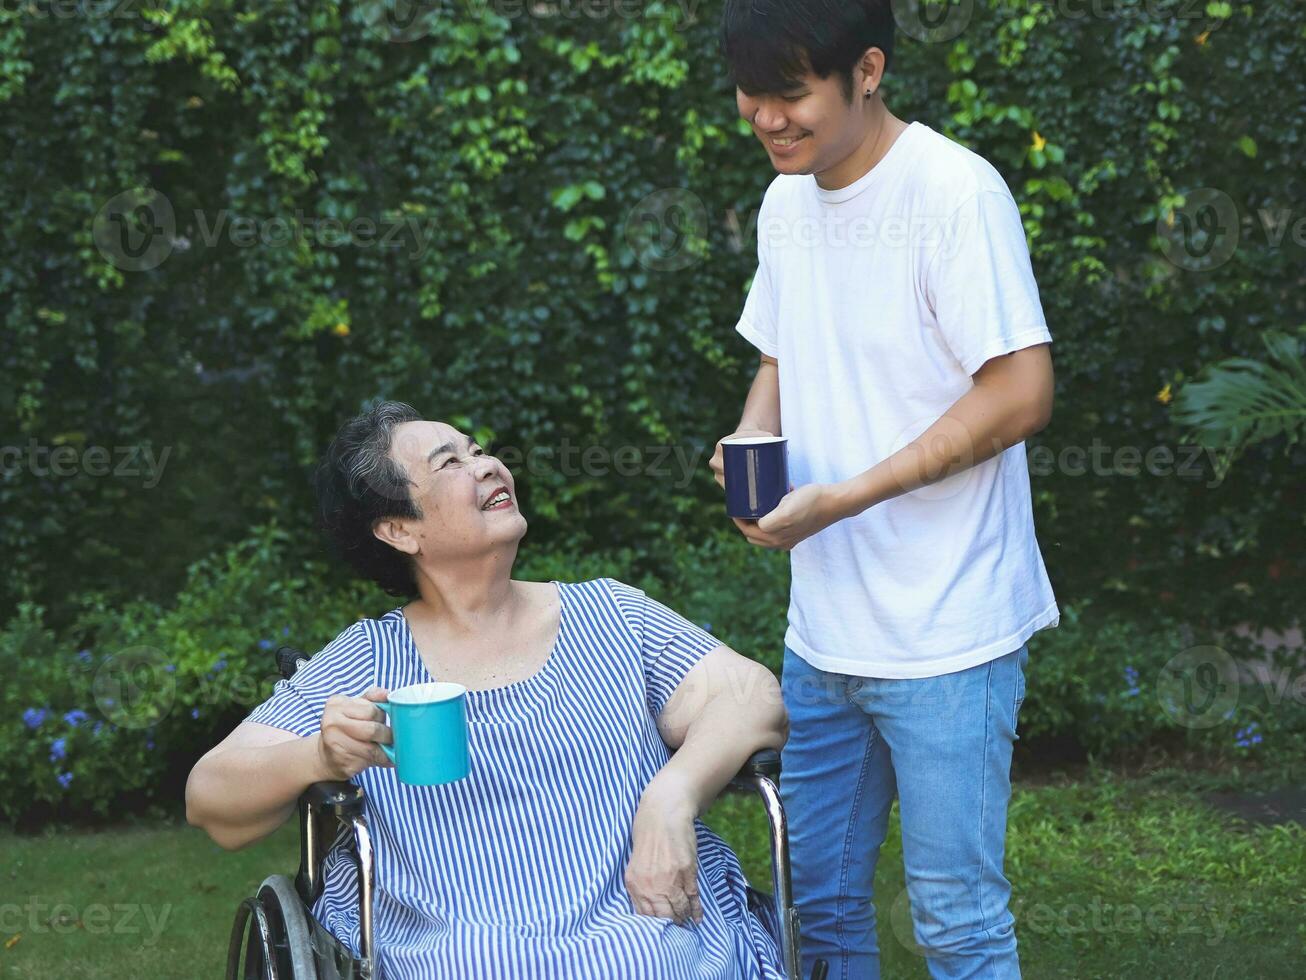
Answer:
[{"left": 709, "top": 2, "right": 1058, "bottom": 978}]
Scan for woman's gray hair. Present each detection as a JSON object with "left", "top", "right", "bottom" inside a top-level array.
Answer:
[{"left": 314, "top": 400, "right": 425, "bottom": 597}]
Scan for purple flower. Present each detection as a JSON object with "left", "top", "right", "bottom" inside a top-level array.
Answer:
[
  {"left": 56, "top": 772, "right": 73, "bottom": 789},
  {"left": 76, "top": 649, "right": 92, "bottom": 664},
  {"left": 63, "top": 710, "right": 89, "bottom": 727},
  {"left": 258, "top": 639, "right": 274, "bottom": 651},
  {"left": 282, "top": 627, "right": 290, "bottom": 637},
  {"left": 191, "top": 708, "right": 200, "bottom": 719},
  {"left": 1122, "top": 665, "right": 1141, "bottom": 698},
  {"left": 164, "top": 664, "right": 176, "bottom": 673},
  {"left": 92, "top": 722, "right": 105, "bottom": 736},
  {"left": 1235, "top": 723, "right": 1263, "bottom": 749},
  {"left": 49, "top": 738, "right": 67, "bottom": 763},
  {"left": 23, "top": 708, "right": 48, "bottom": 730},
  {"left": 211, "top": 658, "right": 227, "bottom": 673},
  {"left": 146, "top": 739, "right": 155, "bottom": 750}
]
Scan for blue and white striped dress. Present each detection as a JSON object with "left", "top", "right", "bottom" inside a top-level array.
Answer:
[{"left": 246, "top": 578, "right": 784, "bottom": 979}]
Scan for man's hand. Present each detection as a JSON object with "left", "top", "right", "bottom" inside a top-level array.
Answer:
[
  {"left": 313, "top": 687, "right": 395, "bottom": 781},
  {"left": 736, "top": 483, "right": 847, "bottom": 552},
  {"left": 708, "top": 428, "right": 775, "bottom": 489},
  {"left": 625, "top": 784, "right": 702, "bottom": 927}
]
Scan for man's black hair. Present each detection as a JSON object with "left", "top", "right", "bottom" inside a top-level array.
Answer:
[{"left": 721, "top": 0, "right": 896, "bottom": 100}]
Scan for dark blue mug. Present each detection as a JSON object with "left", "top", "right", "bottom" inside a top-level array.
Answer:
[{"left": 723, "top": 436, "right": 790, "bottom": 519}]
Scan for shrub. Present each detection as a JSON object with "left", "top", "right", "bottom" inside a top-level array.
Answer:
[{"left": 8, "top": 522, "right": 1302, "bottom": 827}]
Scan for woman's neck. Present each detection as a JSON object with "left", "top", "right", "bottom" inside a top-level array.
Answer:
[{"left": 409, "top": 549, "right": 521, "bottom": 636}]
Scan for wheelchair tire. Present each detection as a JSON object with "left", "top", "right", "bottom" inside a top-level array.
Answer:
[{"left": 257, "top": 875, "right": 319, "bottom": 980}]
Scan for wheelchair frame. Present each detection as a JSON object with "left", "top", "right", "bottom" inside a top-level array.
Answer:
[{"left": 226, "top": 645, "right": 826, "bottom": 980}]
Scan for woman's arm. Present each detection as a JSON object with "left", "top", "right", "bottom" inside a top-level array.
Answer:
[
  {"left": 648, "top": 646, "right": 788, "bottom": 812},
  {"left": 185, "top": 688, "right": 393, "bottom": 850},
  {"left": 625, "top": 646, "right": 788, "bottom": 925}
]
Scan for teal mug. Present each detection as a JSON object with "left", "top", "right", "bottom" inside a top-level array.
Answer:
[{"left": 377, "top": 682, "right": 471, "bottom": 786}]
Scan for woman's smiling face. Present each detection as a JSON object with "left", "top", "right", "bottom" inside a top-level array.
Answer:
[{"left": 381, "top": 420, "right": 527, "bottom": 561}]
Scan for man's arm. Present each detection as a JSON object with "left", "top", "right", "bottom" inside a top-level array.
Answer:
[
  {"left": 739, "top": 344, "right": 1054, "bottom": 551},
  {"left": 708, "top": 353, "right": 781, "bottom": 487},
  {"left": 738, "top": 353, "right": 781, "bottom": 435}
]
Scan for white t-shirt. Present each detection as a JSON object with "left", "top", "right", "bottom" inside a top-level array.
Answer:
[{"left": 735, "top": 121, "right": 1059, "bottom": 679}]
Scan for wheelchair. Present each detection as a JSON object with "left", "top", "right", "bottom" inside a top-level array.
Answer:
[{"left": 227, "top": 645, "right": 828, "bottom": 980}]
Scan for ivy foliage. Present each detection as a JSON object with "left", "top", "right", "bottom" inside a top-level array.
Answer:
[{"left": 1, "top": 0, "right": 1302, "bottom": 630}]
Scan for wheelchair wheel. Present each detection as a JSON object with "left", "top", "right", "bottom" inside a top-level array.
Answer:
[{"left": 227, "top": 875, "right": 318, "bottom": 979}]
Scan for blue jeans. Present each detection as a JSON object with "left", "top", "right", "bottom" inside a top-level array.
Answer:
[{"left": 780, "top": 645, "right": 1028, "bottom": 980}]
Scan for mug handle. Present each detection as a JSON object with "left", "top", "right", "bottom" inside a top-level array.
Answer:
[{"left": 376, "top": 702, "right": 398, "bottom": 764}]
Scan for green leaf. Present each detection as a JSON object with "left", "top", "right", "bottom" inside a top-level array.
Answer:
[{"left": 1173, "top": 329, "right": 1306, "bottom": 475}]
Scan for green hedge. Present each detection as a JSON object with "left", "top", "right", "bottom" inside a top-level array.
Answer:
[
  {"left": 2, "top": 0, "right": 1302, "bottom": 633},
  {"left": 6, "top": 523, "right": 1304, "bottom": 826}
]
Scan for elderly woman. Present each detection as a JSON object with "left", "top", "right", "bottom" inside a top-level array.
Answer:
[{"left": 186, "top": 401, "right": 788, "bottom": 978}]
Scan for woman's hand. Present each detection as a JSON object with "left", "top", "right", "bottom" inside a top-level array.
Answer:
[
  {"left": 313, "top": 687, "right": 395, "bottom": 781},
  {"left": 625, "top": 784, "right": 703, "bottom": 927}
]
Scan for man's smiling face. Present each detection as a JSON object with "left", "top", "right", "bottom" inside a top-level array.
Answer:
[{"left": 736, "top": 69, "right": 867, "bottom": 178}]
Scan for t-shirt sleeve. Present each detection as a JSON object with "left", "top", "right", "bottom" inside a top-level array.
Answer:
[
  {"left": 244, "top": 622, "right": 374, "bottom": 738},
  {"left": 734, "top": 197, "right": 780, "bottom": 358},
  {"left": 924, "top": 188, "right": 1053, "bottom": 376},
  {"left": 607, "top": 580, "right": 724, "bottom": 719}
]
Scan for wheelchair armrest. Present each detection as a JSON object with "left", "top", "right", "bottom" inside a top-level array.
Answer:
[
  {"left": 295, "top": 781, "right": 368, "bottom": 911},
  {"left": 302, "top": 780, "right": 365, "bottom": 821},
  {"left": 728, "top": 747, "right": 781, "bottom": 792}
]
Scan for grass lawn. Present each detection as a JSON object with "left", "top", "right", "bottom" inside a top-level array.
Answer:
[{"left": 4, "top": 771, "right": 1302, "bottom": 979}]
